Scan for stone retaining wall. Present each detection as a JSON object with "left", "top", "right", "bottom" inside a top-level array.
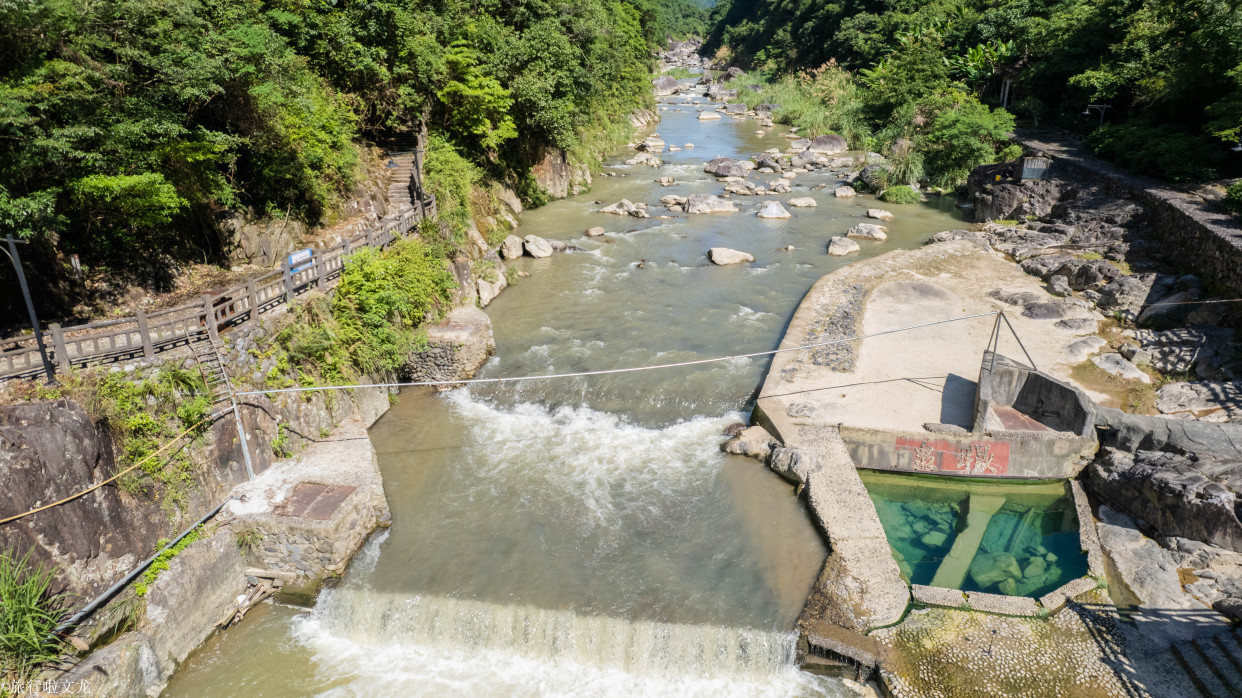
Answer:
[
  {"left": 1015, "top": 133, "right": 1242, "bottom": 296},
  {"left": 403, "top": 306, "right": 496, "bottom": 385}
]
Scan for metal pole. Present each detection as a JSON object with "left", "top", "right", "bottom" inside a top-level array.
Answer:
[
  {"left": 5, "top": 234, "right": 56, "bottom": 384},
  {"left": 231, "top": 399, "right": 255, "bottom": 480}
]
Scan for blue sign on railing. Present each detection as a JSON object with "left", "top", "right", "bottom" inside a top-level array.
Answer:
[{"left": 287, "top": 248, "right": 313, "bottom": 273}]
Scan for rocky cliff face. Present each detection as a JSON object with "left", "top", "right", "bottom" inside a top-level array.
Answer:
[
  {"left": 0, "top": 400, "right": 250, "bottom": 601},
  {"left": 532, "top": 145, "right": 593, "bottom": 199}
]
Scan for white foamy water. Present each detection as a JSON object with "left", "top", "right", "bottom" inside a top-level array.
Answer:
[{"left": 290, "top": 589, "right": 851, "bottom": 698}]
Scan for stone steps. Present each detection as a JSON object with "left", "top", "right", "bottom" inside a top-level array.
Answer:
[{"left": 1173, "top": 630, "right": 1242, "bottom": 697}]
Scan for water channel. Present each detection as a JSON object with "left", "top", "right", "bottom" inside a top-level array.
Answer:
[{"left": 165, "top": 87, "right": 968, "bottom": 697}]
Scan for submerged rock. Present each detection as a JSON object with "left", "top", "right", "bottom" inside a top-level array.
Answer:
[
  {"left": 969, "top": 552, "right": 1021, "bottom": 588},
  {"left": 708, "top": 247, "right": 754, "bottom": 265}
]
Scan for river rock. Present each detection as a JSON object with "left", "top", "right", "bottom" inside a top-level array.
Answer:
[
  {"left": 721, "top": 425, "right": 779, "bottom": 459},
  {"left": 599, "top": 199, "right": 649, "bottom": 218},
  {"left": 523, "top": 235, "right": 554, "bottom": 258},
  {"left": 788, "top": 138, "right": 811, "bottom": 153},
  {"left": 724, "top": 103, "right": 747, "bottom": 114},
  {"left": 704, "top": 157, "right": 749, "bottom": 177},
  {"left": 808, "top": 134, "right": 848, "bottom": 154},
  {"left": 708, "top": 247, "right": 754, "bottom": 265},
  {"left": 652, "top": 75, "right": 679, "bottom": 96},
  {"left": 867, "top": 209, "right": 894, "bottom": 222},
  {"left": 1021, "top": 301, "right": 1076, "bottom": 320},
  {"left": 1090, "top": 453, "right": 1242, "bottom": 553},
  {"left": 768, "top": 180, "right": 791, "bottom": 194},
  {"left": 828, "top": 237, "right": 860, "bottom": 256},
  {"left": 1155, "top": 382, "right": 1242, "bottom": 421},
  {"left": 757, "top": 202, "right": 791, "bottom": 219},
  {"left": 500, "top": 235, "right": 525, "bottom": 260},
  {"left": 1092, "top": 353, "right": 1151, "bottom": 382},
  {"left": 846, "top": 223, "right": 887, "bottom": 240},
  {"left": 686, "top": 194, "right": 738, "bottom": 214},
  {"left": 767, "top": 448, "right": 822, "bottom": 486},
  {"left": 1065, "top": 336, "right": 1108, "bottom": 363},
  {"left": 698, "top": 112, "right": 721, "bottom": 120},
  {"left": 625, "top": 152, "right": 661, "bottom": 167},
  {"left": 969, "top": 552, "right": 1022, "bottom": 588},
  {"left": 1048, "top": 274, "right": 1072, "bottom": 297},
  {"left": 834, "top": 186, "right": 857, "bottom": 198},
  {"left": 787, "top": 197, "right": 817, "bottom": 208},
  {"left": 585, "top": 226, "right": 605, "bottom": 237},
  {"left": 639, "top": 136, "right": 666, "bottom": 153}
]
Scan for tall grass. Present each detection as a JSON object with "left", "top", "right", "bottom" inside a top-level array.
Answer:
[
  {"left": 733, "top": 63, "right": 873, "bottom": 149},
  {"left": 0, "top": 551, "right": 68, "bottom": 682}
]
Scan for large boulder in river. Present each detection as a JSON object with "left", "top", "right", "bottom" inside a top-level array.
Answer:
[
  {"left": 846, "top": 223, "right": 887, "bottom": 240},
  {"left": 787, "top": 197, "right": 817, "bottom": 208},
  {"left": 652, "top": 75, "right": 679, "bottom": 96},
  {"left": 708, "top": 247, "right": 754, "bottom": 265},
  {"left": 834, "top": 186, "right": 857, "bottom": 199},
  {"left": 500, "top": 235, "right": 524, "bottom": 260},
  {"left": 523, "top": 235, "right": 553, "bottom": 258},
  {"left": 808, "top": 134, "right": 848, "bottom": 154},
  {"left": 703, "top": 157, "right": 749, "bottom": 177},
  {"left": 767, "top": 447, "right": 822, "bottom": 486},
  {"left": 638, "top": 136, "right": 666, "bottom": 153},
  {"left": 757, "top": 201, "right": 791, "bottom": 219},
  {"left": 788, "top": 138, "right": 812, "bottom": 153},
  {"left": 721, "top": 425, "right": 779, "bottom": 459},
  {"left": 686, "top": 194, "right": 738, "bottom": 214},
  {"left": 724, "top": 103, "right": 748, "bottom": 114},
  {"left": 1089, "top": 448, "right": 1242, "bottom": 552},
  {"left": 625, "top": 152, "right": 661, "bottom": 167}
]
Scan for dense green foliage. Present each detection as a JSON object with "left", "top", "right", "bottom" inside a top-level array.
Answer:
[
  {"left": 266, "top": 237, "right": 455, "bottom": 388},
  {"left": 706, "top": 0, "right": 1241, "bottom": 181},
  {"left": 0, "top": 550, "right": 67, "bottom": 682},
  {"left": 0, "top": 0, "right": 694, "bottom": 292},
  {"left": 735, "top": 66, "right": 1017, "bottom": 187}
]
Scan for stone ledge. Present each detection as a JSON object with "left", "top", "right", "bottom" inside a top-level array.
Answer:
[
  {"left": 911, "top": 584, "right": 967, "bottom": 609},
  {"left": 966, "top": 590, "right": 1042, "bottom": 616},
  {"left": 1039, "top": 576, "right": 1098, "bottom": 612},
  {"left": 1070, "top": 480, "right": 1108, "bottom": 577}
]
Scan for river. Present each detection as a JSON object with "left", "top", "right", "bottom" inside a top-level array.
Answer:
[{"left": 164, "top": 87, "right": 966, "bottom": 697}]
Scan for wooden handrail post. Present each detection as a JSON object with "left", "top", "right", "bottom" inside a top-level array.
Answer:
[
  {"left": 312, "top": 251, "right": 322, "bottom": 289},
  {"left": 282, "top": 259, "right": 294, "bottom": 304},
  {"left": 246, "top": 280, "right": 259, "bottom": 320},
  {"left": 135, "top": 308, "right": 155, "bottom": 358},
  {"left": 48, "top": 323, "right": 71, "bottom": 372},
  {"left": 203, "top": 294, "right": 221, "bottom": 345}
]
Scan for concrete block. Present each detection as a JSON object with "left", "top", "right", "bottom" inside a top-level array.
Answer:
[
  {"left": 911, "top": 585, "right": 967, "bottom": 608},
  {"left": 965, "top": 590, "right": 1041, "bottom": 616}
]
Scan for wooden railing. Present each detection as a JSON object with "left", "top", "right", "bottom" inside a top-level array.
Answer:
[{"left": 0, "top": 194, "right": 438, "bottom": 381}]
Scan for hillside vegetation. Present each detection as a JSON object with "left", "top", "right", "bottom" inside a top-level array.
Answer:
[
  {"left": 705, "top": 0, "right": 1241, "bottom": 184},
  {"left": 0, "top": 0, "right": 704, "bottom": 312}
]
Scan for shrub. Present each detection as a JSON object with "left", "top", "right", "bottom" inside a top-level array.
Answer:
[
  {"left": 1087, "top": 124, "right": 1224, "bottom": 183},
  {"left": 0, "top": 550, "right": 68, "bottom": 681},
  {"left": 1226, "top": 181, "right": 1242, "bottom": 216},
  {"left": 881, "top": 186, "right": 922, "bottom": 204},
  {"left": 917, "top": 90, "right": 1017, "bottom": 188}
]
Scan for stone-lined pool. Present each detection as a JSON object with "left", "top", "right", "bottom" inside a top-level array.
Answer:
[{"left": 860, "top": 471, "right": 1088, "bottom": 598}]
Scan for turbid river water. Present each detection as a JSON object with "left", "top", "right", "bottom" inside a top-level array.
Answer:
[{"left": 165, "top": 86, "right": 966, "bottom": 697}]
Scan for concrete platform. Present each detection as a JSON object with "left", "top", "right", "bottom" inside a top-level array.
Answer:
[{"left": 755, "top": 241, "right": 1103, "bottom": 479}]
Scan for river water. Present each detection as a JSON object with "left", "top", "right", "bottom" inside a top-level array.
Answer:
[{"left": 165, "top": 89, "right": 966, "bottom": 697}]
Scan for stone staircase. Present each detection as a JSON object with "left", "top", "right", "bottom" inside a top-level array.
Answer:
[
  {"left": 385, "top": 154, "right": 416, "bottom": 210},
  {"left": 1172, "top": 629, "right": 1242, "bottom": 696}
]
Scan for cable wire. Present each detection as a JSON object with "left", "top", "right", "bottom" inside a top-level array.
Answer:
[{"left": 234, "top": 311, "right": 1003, "bottom": 397}]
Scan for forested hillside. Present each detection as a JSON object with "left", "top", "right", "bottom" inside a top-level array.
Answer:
[
  {"left": 0, "top": 0, "right": 705, "bottom": 309},
  {"left": 705, "top": 0, "right": 1241, "bottom": 184}
]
